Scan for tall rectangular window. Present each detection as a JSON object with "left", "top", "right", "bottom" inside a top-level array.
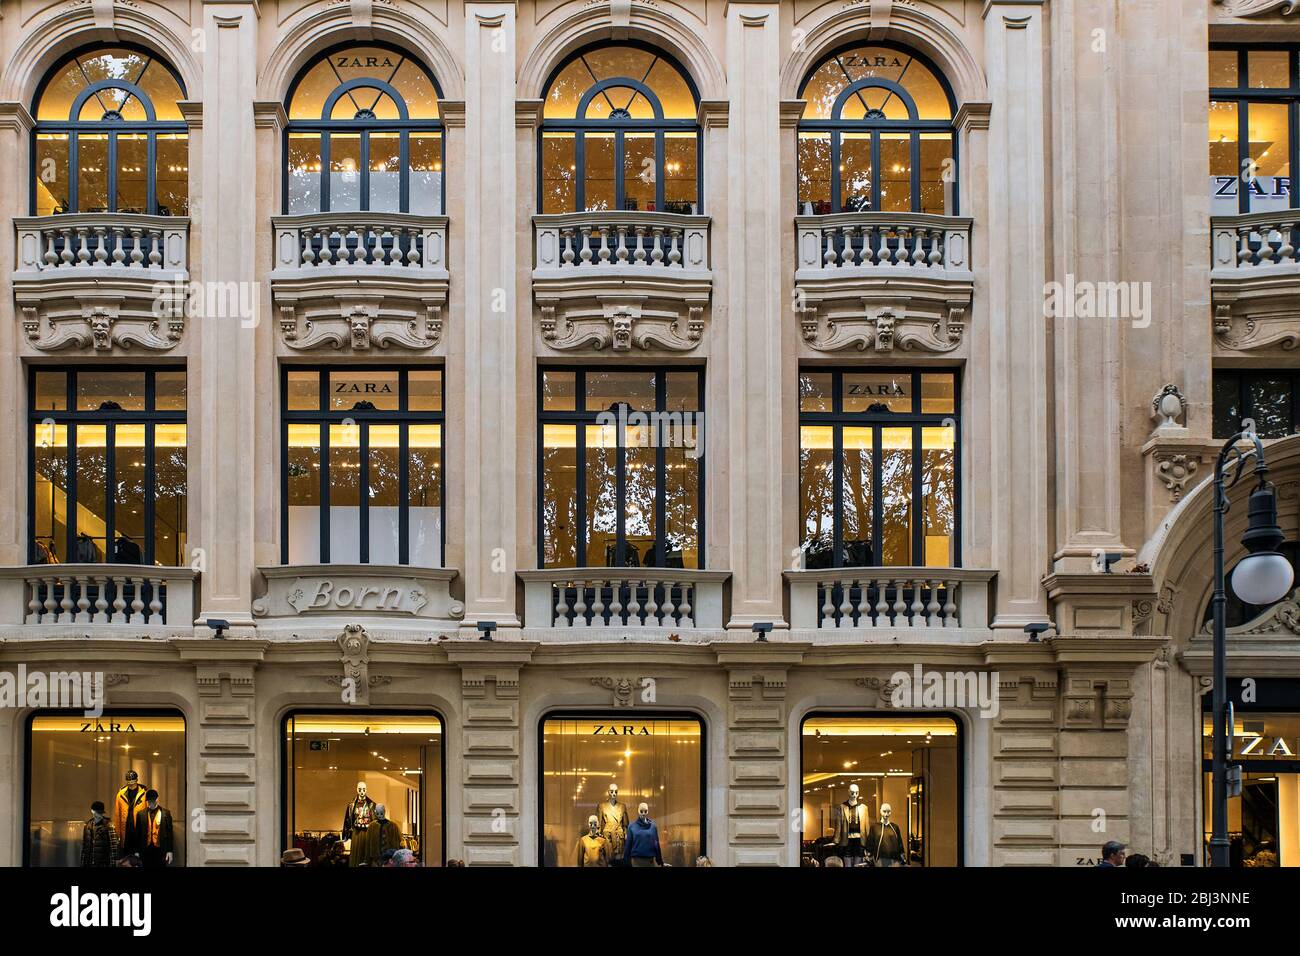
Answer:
[
  {"left": 1209, "top": 46, "right": 1300, "bottom": 214},
  {"left": 538, "top": 368, "right": 703, "bottom": 569},
  {"left": 29, "top": 369, "right": 187, "bottom": 566},
  {"left": 798, "top": 368, "right": 959, "bottom": 569},
  {"left": 1213, "top": 369, "right": 1299, "bottom": 439},
  {"left": 282, "top": 368, "right": 444, "bottom": 567}
]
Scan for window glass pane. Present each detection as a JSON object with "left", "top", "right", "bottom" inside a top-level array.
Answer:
[
  {"left": 155, "top": 423, "right": 187, "bottom": 567},
  {"left": 77, "top": 371, "right": 145, "bottom": 411},
  {"left": 801, "top": 46, "right": 951, "bottom": 121},
  {"left": 880, "top": 427, "right": 913, "bottom": 565},
  {"left": 408, "top": 370, "right": 442, "bottom": 412},
  {"left": 116, "top": 133, "right": 148, "bottom": 213},
  {"left": 800, "top": 425, "right": 834, "bottom": 569},
  {"left": 154, "top": 371, "right": 187, "bottom": 411},
  {"left": 329, "top": 133, "right": 362, "bottom": 212},
  {"left": 1210, "top": 49, "right": 1239, "bottom": 88},
  {"left": 330, "top": 370, "right": 399, "bottom": 411},
  {"left": 1249, "top": 50, "right": 1290, "bottom": 89},
  {"left": 542, "top": 132, "right": 577, "bottom": 213},
  {"left": 880, "top": 133, "right": 912, "bottom": 212},
  {"left": 583, "top": 132, "right": 615, "bottom": 211},
  {"left": 288, "top": 133, "right": 322, "bottom": 215},
  {"left": 921, "top": 373, "right": 955, "bottom": 414},
  {"left": 77, "top": 134, "right": 109, "bottom": 212},
  {"left": 842, "top": 427, "right": 873, "bottom": 567},
  {"left": 542, "top": 423, "right": 578, "bottom": 567},
  {"left": 329, "top": 422, "right": 361, "bottom": 563},
  {"left": 543, "top": 370, "right": 578, "bottom": 411},
  {"left": 800, "top": 372, "right": 833, "bottom": 412},
  {"left": 1210, "top": 101, "right": 1240, "bottom": 215},
  {"left": 34, "top": 372, "right": 67, "bottom": 411},
  {"left": 287, "top": 423, "right": 321, "bottom": 564},
  {"left": 33, "top": 423, "right": 68, "bottom": 564},
  {"left": 76, "top": 424, "right": 108, "bottom": 563},
  {"left": 287, "top": 371, "right": 320, "bottom": 411},
  {"left": 798, "top": 132, "right": 831, "bottom": 214},
  {"left": 801, "top": 715, "right": 959, "bottom": 866},
  {"left": 27, "top": 714, "right": 187, "bottom": 867},
  {"left": 541, "top": 716, "right": 702, "bottom": 867},
  {"left": 286, "top": 713, "right": 441, "bottom": 866},
  {"left": 919, "top": 133, "right": 952, "bottom": 215},
  {"left": 408, "top": 424, "right": 442, "bottom": 568},
  {"left": 586, "top": 370, "right": 655, "bottom": 411},
  {"left": 844, "top": 372, "right": 912, "bottom": 413},
  {"left": 585, "top": 422, "right": 617, "bottom": 566},
  {"left": 368, "top": 424, "right": 401, "bottom": 565},
  {"left": 664, "top": 132, "right": 697, "bottom": 214},
  {"left": 409, "top": 133, "right": 443, "bottom": 215},
  {"left": 665, "top": 372, "right": 699, "bottom": 412},
  {"left": 113, "top": 424, "right": 146, "bottom": 564},
  {"left": 840, "top": 132, "right": 873, "bottom": 212},
  {"left": 35, "top": 135, "right": 70, "bottom": 215},
  {"left": 624, "top": 437, "right": 656, "bottom": 567},
  {"left": 136, "top": 59, "right": 184, "bottom": 120},
  {"left": 1246, "top": 374, "right": 1293, "bottom": 438},
  {"left": 1247, "top": 102, "right": 1291, "bottom": 214},
  {"left": 623, "top": 131, "right": 656, "bottom": 211},
  {"left": 922, "top": 425, "right": 955, "bottom": 567},
  {"left": 664, "top": 440, "right": 699, "bottom": 569},
  {"left": 369, "top": 131, "right": 401, "bottom": 213},
  {"left": 1212, "top": 371, "right": 1242, "bottom": 439}
]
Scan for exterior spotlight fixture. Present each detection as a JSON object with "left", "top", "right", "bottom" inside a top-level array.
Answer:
[
  {"left": 1094, "top": 551, "right": 1125, "bottom": 573},
  {"left": 752, "top": 621, "right": 774, "bottom": 643},
  {"left": 205, "top": 619, "right": 230, "bottom": 640},
  {"left": 476, "top": 621, "right": 497, "bottom": 642},
  {"left": 1209, "top": 430, "right": 1295, "bottom": 867},
  {"left": 1023, "top": 622, "right": 1051, "bottom": 643}
]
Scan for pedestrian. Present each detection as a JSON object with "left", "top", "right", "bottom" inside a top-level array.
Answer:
[{"left": 1096, "top": 841, "right": 1126, "bottom": 867}]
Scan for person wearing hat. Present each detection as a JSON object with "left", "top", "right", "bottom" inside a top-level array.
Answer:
[
  {"left": 81, "top": 801, "right": 119, "bottom": 867},
  {"left": 113, "top": 770, "right": 148, "bottom": 858},
  {"left": 133, "top": 789, "right": 174, "bottom": 867},
  {"left": 1096, "top": 841, "right": 1127, "bottom": 867},
  {"left": 281, "top": 848, "right": 310, "bottom": 867}
]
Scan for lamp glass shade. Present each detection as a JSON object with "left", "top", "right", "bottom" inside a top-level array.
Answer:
[{"left": 1231, "top": 552, "right": 1296, "bottom": 606}]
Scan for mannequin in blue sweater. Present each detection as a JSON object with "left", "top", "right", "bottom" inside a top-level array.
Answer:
[{"left": 624, "top": 802, "right": 663, "bottom": 867}]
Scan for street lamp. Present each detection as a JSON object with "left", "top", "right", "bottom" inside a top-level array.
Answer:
[{"left": 1209, "top": 430, "right": 1294, "bottom": 867}]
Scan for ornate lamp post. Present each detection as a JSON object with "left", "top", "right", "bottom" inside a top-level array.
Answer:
[{"left": 1209, "top": 431, "right": 1294, "bottom": 867}]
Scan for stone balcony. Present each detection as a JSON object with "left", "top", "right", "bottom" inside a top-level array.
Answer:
[
  {"left": 784, "top": 567, "right": 995, "bottom": 641},
  {"left": 794, "top": 212, "right": 973, "bottom": 355},
  {"left": 252, "top": 563, "right": 463, "bottom": 638},
  {"left": 269, "top": 212, "right": 449, "bottom": 354},
  {"left": 13, "top": 214, "right": 189, "bottom": 355},
  {"left": 1211, "top": 212, "right": 1300, "bottom": 355},
  {"left": 531, "top": 211, "right": 712, "bottom": 354},
  {"left": 0, "top": 564, "right": 197, "bottom": 638},
  {"left": 518, "top": 568, "right": 729, "bottom": 639}
]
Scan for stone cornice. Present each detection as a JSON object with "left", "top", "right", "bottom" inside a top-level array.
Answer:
[
  {"left": 699, "top": 100, "right": 730, "bottom": 130},
  {"left": 0, "top": 102, "right": 34, "bottom": 134},
  {"left": 174, "top": 639, "right": 271, "bottom": 663},
  {"left": 1043, "top": 635, "right": 1167, "bottom": 667},
  {"left": 514, "top": 99, "right": 543, "bottom": 130},
  {"left": 778, "top": 99, "right": 805, "bottom": 130},
  {"left": 1042, "top": 572, "right": 1156, "bottom": 601},
  {"left": 955, "top": 101, "right": 992, "bottom": 133},
  {"left": 177, "top": 100, "right": 203, "bottom": 130},
  {"left": 252, "top": 101, "right": 287, "bottom": 130},
  {"left": 441, "top": 100, "right": 466, "bottom": 129}
]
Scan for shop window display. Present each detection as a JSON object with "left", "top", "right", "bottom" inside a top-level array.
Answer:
[
  {"left": 26, "top": 712, "right": 185, "bottom": 867},
  {"left": 801, "top": 714, "right": 959, "bottom": 866},
  {"left": 284, "top": 713, "right": 443, "bottom": 866},
  {"left": 540, "top": 714, "right": 703, "bottom": 866}
]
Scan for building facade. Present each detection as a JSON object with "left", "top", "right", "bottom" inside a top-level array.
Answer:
[{"left": 1, "top": 0, "right": 1299, "bottom": 868}]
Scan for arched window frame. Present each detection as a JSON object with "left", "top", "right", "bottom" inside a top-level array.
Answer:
[
  {"left": 29, "top": 43, "right": 189, "bottom": 216},
  {"left": 537, "top": 41, "right": 703, "bottom": 214},
  {"left": 797, "top": 42, "right": 959, "bottom": 215},
  {"left": 282, "top": 41, "right": 445, "bottom": 215}
]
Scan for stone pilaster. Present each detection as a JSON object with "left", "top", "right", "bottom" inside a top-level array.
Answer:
[
  {"left": 460, "top": 3, "right": 521, "bottom": 630},
  {"left": 988, "top": 663, "right": 1061, "bottom": 866},
  {"left": 723, "top": 2, "right": 787, "bottom": 629},
  {"left": 0, "top": 103, "right": 33, "bottom": 566},
  {"left": 195, "top": 1, "right": 260, "bottom": 630},
  {"left": 983, "top": 1, "right": 1051, "bottom": 627}
]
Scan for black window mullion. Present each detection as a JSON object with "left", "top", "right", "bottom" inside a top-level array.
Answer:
[
  {"left": 1291, "top": 98, "right": 1299, "bottom": 210},
  {"left": 399, "top": 131, "right": 410, "bottom": 213},
  {"left": 910, "top": 131, "right": 922, "bottom": 213},
  {"left": 871, "top": 425, "right": 883, "bottom": 567},
  {"left": 360, "top": 131, "right": 371, "bottom": 212},
  {"left": 146, "top": 132, "right": 157, "bottom": 215},
  {"left": 614, "top": 130, "right": 625, "bottom": 211},
  {"left": 576, "top": 420, "right": 588, "bottom": 567},
  {"left": 399, "top": 373, "right": 410, "bottom": 565},
  {"left": 106, "top": 132, "right": 118, "bottom": 214},
  {"left": 832, "top": 423, "right": 844, "bottom": 569},
  {"left": 319, "top": 373, "right": 331, "bottom": 562},
  {"left": 830, "top": 132, "right": 842, "bottom": 213},
  {"left": 575, "top": 131, "right": 586, "bottom": 210},
  {"left": 1239, "top": 99, "right": 1251, "bottom": 214},
  {"left": 358, "top": 421, "right": 370, "bottom": 562},
  {"left": 871, "top": 133, "right": 882, "bottom": 211},
  {"left": 655, "top": 130, "right": 665, "bottom": 212},
  {"left": 66, "top": 414, "right": 79, "bottom": 561},
  {"left": 144, "top": 376, "right": 156, "bottom": 565},
  {"left": 320, "top": 132, "right": 332, "bottom": 213},
  {"left": 104, "top": 422, "right": 116, "bottom": 562},
  {"left": 68, "top": 133, "right": 79, "bottom": 213},
  {"left": 615, "top": 410, "right": 627, "bottom": 568},
  {"left": 911, "top": 406, "right": 923, "bottom": 567},
  {"left": 654, "top": 375, "right": 666, "bottom": 568}
]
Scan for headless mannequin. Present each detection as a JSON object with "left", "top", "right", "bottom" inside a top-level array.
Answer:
[
  {"left": 595, "top": 785, "right": 630, "bottom": 865},
  {"left": 576, "top": 815, "right": 610, "bottom": 867},
  {"left": 833, "top": 784, "right": 869, "bottom": 867}
]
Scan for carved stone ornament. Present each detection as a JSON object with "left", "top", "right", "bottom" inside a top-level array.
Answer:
[
  {"left": 280, "top": 302, "right": 442, "bottom": 351},
  {"left": 1155, "top": 453, "right": 1199, "bottom": 501},
  {"left": 21, "top": 302, "right": 183, "bottom": 352},
  {"left": 591, "top": 676, "right": 656, "bottom": 707},
  {"left": 539, "top": 299, "right": 705, "bottom": 352},
  {"left": 1201, "top": 588, "right": 1300, "bottom": 636},
  {"left": 1214, "top": 0, "right": 1299, "bottom": 16},
  {"left": 856, "top": 675, "right": 904, "bottom": 708},
  {"left": 1150, "top": 384, "right": 1187, "bottom": 428},
  {"left": 802, "top": 303, "right": 965, "bottom": 353},
  {"left": 1213, "top": 305, "right": 1300, "bottom": 351},
  {"left": 323, "top": 624, "right": 391, "bottom": 704}
]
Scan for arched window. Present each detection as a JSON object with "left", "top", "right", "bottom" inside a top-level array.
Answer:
[
  {"left": 539, "top": 43, "right": 700, "bottom": 214},
  {"left": 797, "top": 44, "right": 957, "bottom": 215},
  {"left": 285, "top": 43, "right": 444, "bottom": 215},
  {"left": 32, "top": 45, "right": 188, "bottom": 216}
]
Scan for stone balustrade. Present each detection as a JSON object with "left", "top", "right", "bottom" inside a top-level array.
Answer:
[
  {"left": 1211, "top": 212, "right": 1300, "bottom": 270},
  {"left": 272, "top": 212, "right": 449, "bottom": 272},
  {"left": 14, "top": 214, "right": 188, "bottom": 274},
  {"left": 518, "top": 568, "right": 729, "bottom": 629},
  {"left": 785, "top": 567, "right": 995, "bottom": 631},
  {"left": 533, "top": 212, "right": 710, "bottom": 274},
  {"left": 795, "top": 212, "right": 973, "bottom": 276},
  {"left": 0, "top": 564, "right": 197, "bottom": 628}
]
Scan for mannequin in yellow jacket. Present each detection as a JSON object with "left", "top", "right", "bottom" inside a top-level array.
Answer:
[{"left": 113, "top": 770, "right": 148, "bottom": 858}]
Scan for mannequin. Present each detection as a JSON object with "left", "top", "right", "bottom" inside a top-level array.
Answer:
[
  {"left": 831, "top": 783, "right": 870, "bottom": 867},
  {"left": 113, "top": 770, "right": 148, "bottom": 857},
  {"left": 624, "top": 802, "right": 663, "bottom": 867},
  {"left": 81, "top": 801, "right": 119, "bottom": 867},
  {"left": 366, "top": 803, "right": 403, "bottom": 865},
  {"left": 133, "top": 789, "right": 174, "bottom": 867},
  {"left": 343, "top": 781, "right": 377, "bottom": 867},
  {"left": 868, "top": 802, "right": 906, "bottom": 867},
  {"left": 576, "top": 814, "right": 610, "bottom": 867},
  {"left": 595, "top": 784, "right": 630, "bottom": 865}
]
